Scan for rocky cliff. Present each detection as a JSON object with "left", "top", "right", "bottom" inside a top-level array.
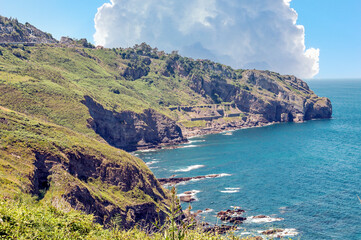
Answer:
[
  {"left": 0, "top": 107, "right": 169, "bottom": 228},
  {"left": 83, "top": 96, "right": 186, "bottom": 152},
  {"left": 188, "top": 70, "right": 331, "bottom": 124},
  {"left": 0, "top": 16, "right": 57, "bottom": 43}
]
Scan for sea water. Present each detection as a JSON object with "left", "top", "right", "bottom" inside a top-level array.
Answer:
[{"left": 136, "top": 80, "right": 361, "bottom": 239}]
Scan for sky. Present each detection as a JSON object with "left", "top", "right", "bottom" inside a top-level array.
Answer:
[{"left": 0, "top": 0, "right": 360, "bottom": 79}]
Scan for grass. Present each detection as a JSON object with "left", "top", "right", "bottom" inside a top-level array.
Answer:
[
  {"left": 179, "top": 120, "right": 207, "bottom": 128},
  {"left": 0, "top": 43, "right": 317, "bottom": 139},
  {"left": 0, "top": 106, "right": 166, "bottom": 215},
  {"left": 0, "top": 192, "right": 263, "bottom": 240}
]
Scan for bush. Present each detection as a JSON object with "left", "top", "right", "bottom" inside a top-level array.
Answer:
[{"left": 12, "top": 49, "right": 27, "bottom": 59}]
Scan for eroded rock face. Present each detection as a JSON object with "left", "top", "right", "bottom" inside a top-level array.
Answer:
[
  {"left": 188, "top": 70, "right": 332, "bottom": 124},
  {"left": 82, "top": 96, "right": 186, "bottom": 151},
  {"left": 0, "top": 16, "right": 57, "bottom": 44},
  {"left": 31, "top": 150, "right": 168, "bottom": 228}
]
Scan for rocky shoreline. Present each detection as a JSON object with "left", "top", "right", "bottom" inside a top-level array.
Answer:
[
  {"left": 134, "top": 119, "right": 277, "bottom": 152},
  {"left": 158, "top": 173, "right": 231, "bottom": 186},
  {"left": 182, "top": 119, "right": 276, "bottom": 139},
  {"left": 182, "top": 206, "right": 298, "bottom": 237},
  {"left": 135, "top": 113, "right": 330, "bottom": 152}
]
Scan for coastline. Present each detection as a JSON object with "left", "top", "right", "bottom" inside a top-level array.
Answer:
[
  {"left": 134, "top": 116, "right": 332, "bottom": 153},
  {"left": 133, "top": 120, "right": 278, "bottom": 153},
  {"left": 182, "top": 121, "right": 277, "bottom": 139}
]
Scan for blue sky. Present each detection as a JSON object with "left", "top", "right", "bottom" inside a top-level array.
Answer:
[{"left": 0, "top": 0, "right": 360, "bottom": 79}]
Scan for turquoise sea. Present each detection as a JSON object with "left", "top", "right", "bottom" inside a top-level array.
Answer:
[{"left": 136, "top": 80, "right": 361, "bottom": 239}]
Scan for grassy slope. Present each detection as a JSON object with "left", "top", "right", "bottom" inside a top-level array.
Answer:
[
  {"left": 0, "top": 45, "right": 205, "bottom": 136},
  {"left": 0, "top": 108, "right": 261, "bottom": 239},
  {"left": 0, "top": 43, "right": 309, "bottom": 138},
  {"left": 0, "top": 106, "right": 166, "bottom": 213},
  {"left": 0, "top": 195, "right": 263, "bottom": 240}
]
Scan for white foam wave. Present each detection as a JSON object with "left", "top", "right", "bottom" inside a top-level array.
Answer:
[
  {"left": 223, "top": 132, "right": 233, "bottom": 136},
  {"left": 145, "top": 161, "right": 159, "bottom": 166},
  {"left": 178, "top": 190, "right": 201, "bottom": 201},
  {"left": 246, "top": 216, "right": 284, "bottom": 223},
  {"left": 173, "top": 165, "right": 205, "bottom": 172},
  {"left": 138, "top": 149, "right": 157, "bottom": 152},
  {"left": 181, "top": 145, "right": 199, "bottom": 148},
  {"left": 203, "top": 208, "right": 214, "bottom": 213},
  {"left": 279, "top": 206, "right": 288, "bottom": 214},
  {"left": 211, "top": 173, "right": 232, "bottom": 178},
  {"left": 149, "top": 166, "right": 159, "bottom": 169},
  {"left": 225, "top": 187, "right": 241, "bottom": 190},
  {"left": 230, "top": 206, "right": 241, "bottom": 209},
  {"left": 221, "top": 190, "right": 239, "bottom": 193},
  {"left": 258, "top": 228, "right": 298, "bottom": 237},
  {"left": 188, "top": 140, "right": 205, "bottom": 143}
]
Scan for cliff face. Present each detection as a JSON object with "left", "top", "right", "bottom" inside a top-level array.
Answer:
[
  {"left": 235, "top": 71, "right": 332, "bottom": 123},
  {"left": 83, "top": 96, "right": 186, "bottom": 151},
  {"left": 0, "top": 107, "right": 169, "bottom": 229},
  {"left": 33, "top": 150, "right": 167, "bottom": 228},
  {"left": 187, "top": 69, "right": 331, "bottom": 125}
]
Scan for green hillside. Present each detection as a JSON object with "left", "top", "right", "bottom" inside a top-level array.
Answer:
[
  {"left": 0, "top": 106, "right": 169, "bottom": 228},
  {"left": 0, "top": 42, "right": 331, "bottom": 150}
]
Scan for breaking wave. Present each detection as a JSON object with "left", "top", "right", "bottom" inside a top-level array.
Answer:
[{"left": 173, "top": 165, "right": 205, "bottom": 172}]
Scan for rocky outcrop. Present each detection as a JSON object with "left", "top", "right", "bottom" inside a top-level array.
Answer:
[
  {"left": 59, "top": 37, "right": 93, "bottom": 48},
  {"left": 123, "top": 65, "right": 149, "bottom": 80},
  {"left": 0, "top": 16, "right": 57, "bottom": 44},
  {"left": 158, "top": 174, "right": 230, "bottom": 185},
  {"left": 30, "top": 149, "right": 168, "bottom": 228},
  {"left": 235, "top": 71, "right": 332, "bottom": 123},
  {"left": 82, "top": 96, "right": 185, "bottom": 151},
  {"left": 217, "top": 209, "right": 246, "bottom": 224},
  {"left": 186, "top": 69, "right": 332, "bottom": 126}
]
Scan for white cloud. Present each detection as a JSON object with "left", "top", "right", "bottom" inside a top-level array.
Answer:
[{"left": 94, "top": 0, "right": 319, "bottom": 78}]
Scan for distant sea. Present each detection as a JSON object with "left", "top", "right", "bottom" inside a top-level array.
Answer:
[{"left": 135, "top": 80, "right": 361, "bottom": 239}]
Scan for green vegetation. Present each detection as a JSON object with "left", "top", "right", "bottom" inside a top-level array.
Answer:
[
  {"left": 0, "top": 41, "right": 304, "bottom": 136},
  {"left": 179, "top": 120, "right": 207, "bottom": 128},
  {"left": 223, "top": 116, "right": 246, "bottom": 122},
  {"left": 0, "top": 191, "right": 261, "bottom": 240},
  {"left": 0, "top": 106, "right": 167, "bottom": 223}
]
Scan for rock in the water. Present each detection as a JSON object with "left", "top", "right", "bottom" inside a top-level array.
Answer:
[
  {"left": 204, "top": 225, "right": 237, "bottom": 235},
  {"left": 158, "top": 174, "right": 230, "bottom": 185},
  {"left": 179, "top": 195, "right": 195, "bottom": 202},
  {"left": 262, "top": 229, "right": 284, "bottom": 235},
  {"left": 216, "top": 209, "right": 246, "bottom": 224}
]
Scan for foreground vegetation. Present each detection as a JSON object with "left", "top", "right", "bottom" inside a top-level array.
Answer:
[
  {"left": 0, "top": 106, "right": 170, "bottom": 229},
  {"left": 0, "top": 194, "right": 262, "bottom": 240}
]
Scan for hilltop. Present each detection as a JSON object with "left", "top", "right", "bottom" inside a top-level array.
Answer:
[{"left": 0, "top": 16, "right": 57, "bottom": 44}]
